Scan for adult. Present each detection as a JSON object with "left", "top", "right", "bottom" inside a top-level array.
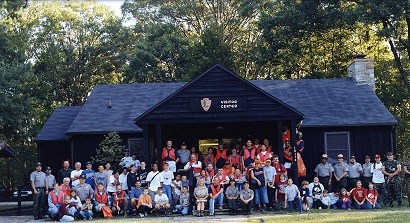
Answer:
[
  {"left": 59, "top": 177, "right": 71, "bottom": 197},
  {"left": 107, "top": 170, "right": 120, "bottom": 196},
  {"left": 203, "top": 147, "right": 215, "bottom": 168},
  {"left": 30, "top": 162, "right": 47, "bottom": 220},
  {"left": 295, "top": 132, "right": 305, "bottom": 153},
  {"left": 282, "top": 140, "right": 293, "bottom": 177},
  {"left": 137, "top": 161, "right": 149, "bottom": 188},
  {"left": 264, "top": 159, "right": 276, "bottom": 210},
  {"left": 272, "top": 155, "right": 287, "bottom": 184},
  {"left": 112, "top": 185, "right": 129, "bottom": 217},
  {"left": 362, "top": 155, "right": 373, "bottom": 189},
  {"left": 129, "top": 181, "right": 144, "bottom": 214},
  {"left": 130, "top": 153, "right": 141, "bottom": 169},
  {"left": 403, "top": 159, "right": 410, "bottom": 207},
  {"left": 382, "top": 152, "right": 402, "bottom": 207},
  {"left": 48, "top": 182, "right": 64, "bottom": 219},
  {"left": 146, "top": 163, "right": 164, "bottom": 202},
  {"left": 347, "top": 156, "right": 363, "bottom": 191},
  {"left": 205, "top": 163, "right": 217, "bottom": 188},
  {"left": 251, "top": 160, "right": 269, "bottom": 212},
  {"left": 184, "top": 154, "right": 202, "bottom": 181},
  {"left": 215, "top": 140, "right": 228, "bottom": 169},
  {"left": 284, "top": 178, "right": 302, "bottom": 213},
  {"left": 239, "top": 182, "right": 254, "bottom": 215},
  {"left": 80, "top": 161, "right": 96, "bottom": 189},
  {"left": 256, "top": 145, "right": 272, "bottom": 164},
  {"left": 253, "top": 139, "right": 262, "bottom": 154},
  {"left": 314, "top": 154, "right": 334, "bottom": 192},
  {"left": 119, "top": 167, "right": 128, "bottom": 193},
  {"left": 208, "top": 178, "right": 224, "bottom": 216},
  {"left": 241, "top": 140, "right": 256, "bottom": 170},
  {"left": 308, "top": 177, "right": 325, "bottom": 209},
  {"left": 94, "top": 165, "right": 108, "bottom": 189},
  {"left": 228, "top": 147, "right": 241, "bottom": 170},
  {"left": 45, "top": 166, "right": 56, "bottom": 192},
  {"left": 70, "top": 162, "right": 83, "bottom": 188},
  {"left": 161, "top": 163, "right": 174, "bottom": 206},
  {"left": 351, "top": 180, "right": 367, "bottom": 209},
  {"left": 73, "top": 175, "right": 94, "bottom": 203},
  {"left": 161, "top": 140, "right": 178, "bottom": 172},
  {"left": 262, "top": 138, "right": 272, "bottom": 154},
  {"left": 370, "top": 154, "right": 387, "bottom": 203},
  {"left": 333, "top": 154, "right": 348, "bottom": 193},
  {"left": 103, "top": 162, "right": 113, "bottom": 177},
  {"left": 176, "top": 142, "right": 191, "bottom": 170},
  {"left": 127, "top": 164, "right": 138, "bottom": 192},
  {"left": 119, "top": 149, "right": 133, "bottom": 168},
  {"left": 214, "top": 167, "right": 230, "bottom": 186},
  {"left": 282, "top": 126, "right": 291, "bottom": 144},
  {"left": 193, "top": 179, "right": 208, "bottom": 217},
  {"left": 190, "top": 146, "right": 202, "bottom": 164},
  {"left": 57, "top": 160, "right": 72, "bottom": 184}
]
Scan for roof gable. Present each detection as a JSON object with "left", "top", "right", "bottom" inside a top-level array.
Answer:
[{"left": 134, "top": 64, "right": 303, "bottom": 126}]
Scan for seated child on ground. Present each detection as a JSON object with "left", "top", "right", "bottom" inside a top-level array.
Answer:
[
  {"left": 154, "top": 187, "right": 171, "bottom": 212},
  {"left": 58, "top": 195, "right": 75, "bottom": 222},
  {"left": 79, "top": 196, "right": 93, "bottom": 220},
  {"left": 319, "top": 190, "right": 331, "bottom": 209},
  {"left": 300, "top": 181, "right": 310, "bottom": 211},
  {"left": 366, "top": 182, "right": 381, "bottom": 209},
  {"left": 174, "top": 186, "right": 190, "bottom": 215},
  {"left": 338, "top": 188, "right": 352, "bottom": 210},
  {"left": 137, "top": 188, "right": 152, "bottom": 217}
]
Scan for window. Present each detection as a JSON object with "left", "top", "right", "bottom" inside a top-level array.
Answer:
[
  {"left": 128, "top": 138, "right": 144, "bottom": 161},
  {"left": 324, "top": 132, "right": 350, "bottom": 161}
]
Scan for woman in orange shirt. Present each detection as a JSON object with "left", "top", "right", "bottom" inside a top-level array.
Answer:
[{"left": 137, "top": 188, "right": 152, "bottom": 217}]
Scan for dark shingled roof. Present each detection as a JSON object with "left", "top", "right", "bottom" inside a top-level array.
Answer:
[
  {"left": 36, "top": 106, "right": 81, "bottom": 141},
  {"left": 38, "top": 77, "right": 397, "bottom": 139},
  {"left": 252, "top": 78, "right": 397, "bottom": 127}
]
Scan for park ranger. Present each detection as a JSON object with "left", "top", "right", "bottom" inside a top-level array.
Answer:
[
  {"left": 30, "top": 162, "right": 47, "bottom": 220},
  {"left": 403, "top": 159, "right": 410, "bottom": 207},
  {"left": 333, "top": 154, "right": 348, "bottom": 193},
  {"left": 347, "top": 156, "right": 363, "bottom": 191},
  {"left": 382, "top": 152, "right": 402, "bottom": 207},
  {"left": 314, "top": 154, "right": 334, "bottom": 192},
  {"left": 361, "top": 156, "right": 373, "bottom": 189}
]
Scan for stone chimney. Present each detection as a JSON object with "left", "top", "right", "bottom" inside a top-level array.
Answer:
[{"left": 347, "top": 55, "right": 375, "bottom": 91}]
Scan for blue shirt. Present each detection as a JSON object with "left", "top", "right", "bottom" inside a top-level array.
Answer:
[
  {"left": 129, "top": 187, "right": 143, "bottom": 199},
  {"left": 81, "top": 169, "right": 96, "bottom": 189}
]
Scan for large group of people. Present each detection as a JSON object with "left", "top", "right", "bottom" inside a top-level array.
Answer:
[{"left": 30, "top": 137, "right": 410, "bottom": 221}]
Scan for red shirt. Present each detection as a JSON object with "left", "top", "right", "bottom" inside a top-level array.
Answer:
[
  {"left": 367, "top": 188, "right": 378, "bottom": 204},
  {"left": 352, "top": 187, "right": 367, "bottom": 202}
]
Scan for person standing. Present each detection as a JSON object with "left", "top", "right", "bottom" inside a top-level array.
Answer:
[
  {"left": 161, "top": 163, "right": 174, "bottom": 207},
  {"left": 333, "top": 154, "right": 348, "bottom": 193},
  {"left": 362, "top": 156, "right": 373, "bottom": 189},
  {"left": 314, "top": 154, "right": 334, "bottom": 192},
  {"left": 119, "top": 149, "right": 133, "bottom": 168},
  {"left": 272, "top": 155, "right": 287, "bottom": 184},
  {"left": 127, "top": 164, "right": 138, "bottom": 192},
  {"left": 251, "top": 161, "right": 269, "bottom": 212},
  {"left": 57, "top": 160, "right": 72, "bottom": 184},
  {"left": 161, "top": 140, "right": 178, "bottom": 172},
  {"left": 103, "top": 162, "right": 113, "bottom": 177},
  {"left": 382, "top": 152, "right": 402, "bottom": 207},
  {"left": 347, "top": 156, "right": 363, "bottom": 191},
  {"left": 94, "top": 165, "right": 108, "bottom": 189},
  {"left": 81, "top": 161, "right": 96, "bottom": 190},
  {"left": 70, "top": 162, "right": 83, "bottom": 188},
  {"left": 256, "top": 145, "right": 272, "bottom": 164},
  {"left": 262, "top": 139, "right": 272, "bottom": 154},
  {"left": 30, "top": 162, "right": 47, "bottom": 220},
  {"left": 215, "top": 140, "right": 228, "bottom": 169},
  {"left": 403, "top": 159, "right": 410, "bottom": 207},
  {"left": 146, "top": 163, "right": 164, "bottom": 203},
  {"left": 45, "top": 167, "right": 56, "bottom": 192},
  {"left": 176, "top": 142, "right": 191, "bottom": 170},
  {"left": 241, "top": 140, "right": 256, "bottom": 170},
  {"left": 137, "top": 161, "right": 149, "bottom": 188},
  {"left": 370, "top": 154, "right": 387, "bottom": 203},
  {"left": 264, "top": 159, "right": 276, "bottom": 211}
]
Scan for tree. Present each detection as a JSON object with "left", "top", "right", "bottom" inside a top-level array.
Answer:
[{"left": 93, "top": 132, "right": 124, "bottom": 171}]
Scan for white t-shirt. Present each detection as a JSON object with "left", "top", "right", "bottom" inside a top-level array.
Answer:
[
  {"left": 107, "top": 175, "right": 117, "bottom": 193},
  {"left": 370, "top": 162, "right": 385, "bottom": 183},
  {"left": 120, "top": 156, "right": 133, "bottom": 168},
  {"left": 70, "top": 169, "right": 83, "bottom": 187},
  {"left": 161, "top": 170, "right": 174, "bottom": 186},
  {"left": 146, "top": 171, "right": 164, "bottom": 192},
  {"left": 119, "top": 173, "right": 128, "bottom": 190},
  {"left": 172, "top": 180, "right": 182, "bottom": 196},
  {"left": 154, "top": 193, "right": 169, "bottom": 204}
]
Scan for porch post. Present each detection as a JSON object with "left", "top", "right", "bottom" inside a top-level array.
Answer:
[
  {"left": 156, "top": 124, "right": 162, "bottom": 169},
  {"left": 277, "top": 121, "right": 283, "bottom": 163},
  {"left": 291, "top": 119, "right": 299, "bottom": 185},
  {"left": 143, "top": 124, "right": 150, "bottom": 166}
]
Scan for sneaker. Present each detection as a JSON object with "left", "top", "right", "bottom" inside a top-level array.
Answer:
[
  {"left": 306, "top": 207, "right": 310, "bottom": 212},
  {"left": 318, "top": 207, "right": 322, "bottom": 210},
  {"left": 219, "top": 206, "right": 223, "bottom": 210},
  {"left": 139, "top": 213, "right": 144, "bottom": 218},
  {"left": 144, "top": 212, "right": 148, "bottom": 217}
]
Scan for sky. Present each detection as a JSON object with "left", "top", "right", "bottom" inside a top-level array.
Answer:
[{"left": 97, "top": 0, "right": 124, "bottom": 17}]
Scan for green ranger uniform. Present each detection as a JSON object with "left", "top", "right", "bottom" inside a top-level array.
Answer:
[{"left": 383, "top": 159, "right": 402, "bottom": 206}]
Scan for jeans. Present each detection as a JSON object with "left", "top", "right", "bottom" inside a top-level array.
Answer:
[
  {"left": 138, "top": 205, "right": 151, "bottom": 214},
  {"left": 254, "top": 186, "right": 269, "bottom": 205},
  {"left": 68, "top": 207, "right": 79, "bottom": 218},
  {"left": 33, "top": 188, "right": 45, "bottom": 217},
  {"left": 366, "top": 202, "right": 381, "bottom": 209},
  {"left": 339, "top": 199, "right": 352, "bottom": 209},
  {"left": 287, "top": 197, "right": 302, "bottom": 213},
  {"left": 353, "top": 201, "right": 368, "bottom": 209},
  {"left": 175, "top": 205, "right": 189, "bottom": 215},
  {"left": 79, "top": 210, "right": 93, "bottom": 220},
  {"left": 48, "top": 204, "right": 60, "bottom": 218},
  {"left": 209, "top": 194, "right": 223, "bottom": 215},
  {"left": 162, "top": 184, "right": 173, "bottom": 206}
]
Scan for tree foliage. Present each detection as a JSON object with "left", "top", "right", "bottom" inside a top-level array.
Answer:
[{"left": 93, "top": 132, "right": 125, "bottom": 171}]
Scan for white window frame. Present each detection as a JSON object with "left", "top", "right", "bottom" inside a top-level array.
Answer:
[{"left": 324, "top": 131, "right": 351, "bottom": 159}]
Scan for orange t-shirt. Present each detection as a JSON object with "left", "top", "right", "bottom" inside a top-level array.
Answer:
[{"left": 138, "top": 194, "right": 152, "bottom": 206}]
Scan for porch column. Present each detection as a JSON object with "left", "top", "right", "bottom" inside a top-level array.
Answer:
[
  {"left": 277, "top": 121, "right": 283, "bottom": 163},
  {"left": 156, "top": 124, "right": 162, "bottom": 169},
  {"left": 143, "top": 124, "right": 150, "bottom": 166},
  {"left": 290, "top": 119, "right": 299, "bottom": 186}
]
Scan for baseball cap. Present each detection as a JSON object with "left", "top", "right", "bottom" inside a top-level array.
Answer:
[
  {"left": 350, "top": 156, "right": 356, "bottom": 159},
  {"left": 321, "top": 154, "right": 328, "bottom": 159},
  {"left": 386, "top": 152, "right": 393, "bottom": 156},
  {"left": 46, "top": 166, "right": 51, "bottom": 170},
  {"left": 181, "top": 142, "right": 186, "bottom": 146},
  {"left": 365, "top": 155, "right": 370, "bottom": 159},
  {"left": 374, "top": 154, "right": 381, "bottom": 159},
  {"left": 337, "top": 154, "right": 344, "bottom": 159},
  {"left": 36, "top": 162, "right": 42, "bottom": 167},
  {"left": 266, "top": 159, "right": 272, "bottom": 163},
  {"left": 86, "top": 161, "right": 92, "bottom": 165},
  {"left": 79, "top": 175, "right": 86, "bottom": 179}
]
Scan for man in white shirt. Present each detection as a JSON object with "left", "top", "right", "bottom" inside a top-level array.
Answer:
[
  {"left": 119, "top": 167, "right": 128, "bottom": 193},
  {"left": 146, "top": 163, "right": 164, "bottom": 203},
  {"left": 70, "top": 162, "right": 83, "bottom": 187},
  {"left": 130, "top": 153, "right": 141, "bottom": 169},
  {"left": 119, "top": 149, "right": 133, "bottom": 168},
  {"left": 370, "top": 154, "right": 387, "bottom": 203},
  {"left": 161, "top": 163, "right": 174, "bottom": 206}
]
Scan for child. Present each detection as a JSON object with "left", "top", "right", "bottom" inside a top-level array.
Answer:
[
  {"left": 154, "top": 187, "right": 171, "bottom": 213},
  {"left": 233, "top": 168, "right": 245, "bottom": 191},
  {"left": 137, "top": 188, "right": 152, "bottom": 218},
  {"left": 58, "top": 195, "right": 75, "bottom": 222},
  {"left": 339, "top": 188, "right": 352, "bottom": 210},
  {"left": 181, "top": 175, "right": 189, "bottom": 190},
  {"left": 308, "top": 177, "right": 324, "bottom": 209},
  {"left": 328, "top": 191, "right": 340, "bottom": 209},
  {"left": 225, "top": 179, "right": 239, "bottom": 215},
  {"left": 319, "top": 190, "right": 331, "bottom": 209},
  {"left": 80, "top": 196, "right": 93, "bottom": 220},
  {"left": 351, "top": 180, "right": 367, "bottom": 210},
  {"left": 175, "top": 186, "right": 190, "bottom": 215},
  {"left": 300, "top": 180, "right": 310, "bottom": 211},
  {"left": 284, "top": 178, "right": 302, "bottom": 213},
  {"left": 194, "top": 179, "right": 208, "bottom": 217},
  {"left": 275, "top": 174, "right": 288, "bottom": 209},
  {"left": 366, "top": 182, "right": 381, "bottom": 209},
  {"left": 172, "top": 174, "right": 182, "bottom": 205},
  {"left": 94, "top": 165, "right": 108, "bottom": 188},
  {"left": 68, "top": 190, "right": 82, "bottom": 218},
  {"left": 112, "top": 185, "right": 129, "bottom": 216}
]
